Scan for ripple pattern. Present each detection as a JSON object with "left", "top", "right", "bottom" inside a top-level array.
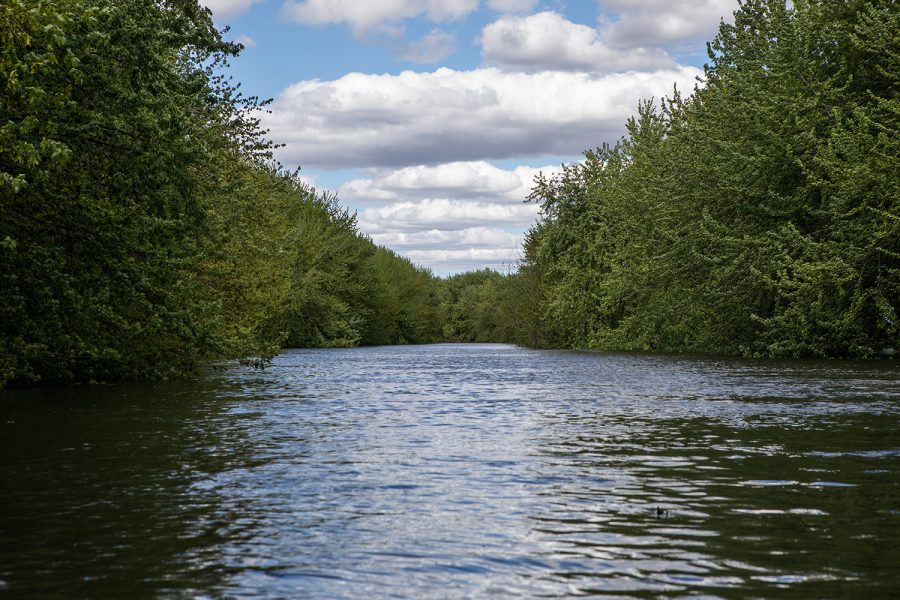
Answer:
[{"left": 2, "top": 344, "right": 899, "bottom": 598}]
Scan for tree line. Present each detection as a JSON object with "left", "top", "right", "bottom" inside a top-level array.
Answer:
[
  {"left": 409, "top": 0, "right": 899, "bottom": 358},
  {"left": 2, "top": 0, "right": 896, "bottom": 388},
  {"left": 499, "top": 0, "right": 898, "bottom": 357},
  {"left": 0, "top": 0, "right": 511, "bottom": 388}
]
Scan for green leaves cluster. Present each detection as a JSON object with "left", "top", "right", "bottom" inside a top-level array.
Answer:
[
  {"left": 2, "top": 0, "right": 258, "bottom": 386},
  {"left": 516, "top": 0, "right": 899, "bottom": 357}
]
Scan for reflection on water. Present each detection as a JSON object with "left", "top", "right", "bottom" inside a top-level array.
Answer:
[{"left": 1, "top": 344, "right": 899, "bottom": 597}]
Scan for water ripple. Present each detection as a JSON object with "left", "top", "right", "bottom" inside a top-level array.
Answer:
[{"left": 1, "top": 344, "right": 899, "bottom": 597}]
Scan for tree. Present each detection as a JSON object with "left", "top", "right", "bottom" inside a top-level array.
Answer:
[
  {"left": 516, "top": 0, "right": 899, "bottom": 357},
  {"left": 0, "top": 0, "right": 272, "bottom": 385}
]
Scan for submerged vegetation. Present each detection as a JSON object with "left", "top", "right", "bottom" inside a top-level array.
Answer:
[{"left": 1, "top": 0, "right": 897, "bottom": 388}]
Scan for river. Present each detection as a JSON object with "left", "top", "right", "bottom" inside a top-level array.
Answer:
[{"left": 2, "top": 344, "right": 899, "bottom": 597}]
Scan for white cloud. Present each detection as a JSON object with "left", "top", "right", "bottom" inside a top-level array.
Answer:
[
  {"left": 482, "top": 11, "right": 673, "bottom": 72},
  {"left": 233, "top": 34, "right": 256, "bottom": 48},
  {"left": 201, "top": 0, "right": 261, "bottom": 19},
  {"left": 340, "top": 161, "right": 558, "bottom": 203},
  {"left": 358, "top": 199, "right": 540, "bottom": 233},
  {"left": 406, "top": 247, "right": 522, "bottom": 272},
  {"left": 598, "top": 0, "right": 739, "bottom": 48},
  {"left": 397, "top": 29, "right": 456, "bottom": 63},
  {"left": 295, "top": 172, "right": 317, "bottom": 189},
  {"left": 372, "top": 227, "right": 523, "bottom": 272},
  {"left": 372, "top": 226, "right": 520, "bottom": 249},
  {"left": 267, "top": 66, "right": 701, "bottom": 169},
  {"left": 264, "top": 1, "right": 738, "bottom": 273},
  {"left": 279, "top": 0, "right": 538, "bottom": 34},
  {"left": 346, "top": 162, "right": 561, "bottom": 273},
  {"left": 281, "top": 0, "right": 480, "bottom": 34},
  {"left": 486, "top": 0, "right": 538, "bottom": 12}
]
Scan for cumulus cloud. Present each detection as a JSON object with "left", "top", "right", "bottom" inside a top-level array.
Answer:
[
  {"left": 281, "top": 0, "right": 480, "bottom": 34},
  {"left": 266, "top": 66, "right": 701, "bottom": 169},
  {"left": 598, "top": 0, "right": 739, "bottom": 49},
  {"left": 358, "top": 199, "right": 540, "bottom": 233},
  {"left": 372, "top": 227, "right": 520, "bottom": 249},
  {"left": 295, "top": 172, "right": 318, "bottom": 189},
  {"left": 368, "top": 228, "right": 525, "bottom": 272},
  {"left": 406, "top": 247, "right": 522, "bottom": 272},
  {"left": 201, "top": 0, "right": 261, "bottom": 19},
  {"left": 397, "top": 29, "right": 457, "bottom": 64},
  {"left": 344, "top": 161, "right": 560, "bottom": 272},
  {"left": 280, "top": 0, "right": 539, "bottom": 34},
  {"left": 486, "top": 0, "right": 538, "bottom": 12},
  {"left": 339, "top": 161, "right": 557, "bottom": 203},
  {"left": 265, "top": 1, "right": 737, "bottom": 273},
  {"left": 233, "top": 34, "right": 256, "bottom": 48},
  {"left": 482, "top": 11, "right": 673, "bottom": 72}
]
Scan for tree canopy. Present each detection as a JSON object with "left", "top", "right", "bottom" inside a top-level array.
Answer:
[{"left": 514, "top": 0, "right": 899, "bottom": 357}]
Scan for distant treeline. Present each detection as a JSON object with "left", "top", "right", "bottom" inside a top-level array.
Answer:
[{"left": 2, "top": 0, "right": 897, "bottom": 388}]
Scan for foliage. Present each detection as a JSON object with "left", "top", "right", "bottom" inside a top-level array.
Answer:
[
  {"left": 1, "top": 0, "right": 268, "bottom": 386},
  {"left": 0, "top": 0, "right": 458, "bottom": 388},
  {"left": 517, "top": 0, "right": 899, "bottom": 358}
]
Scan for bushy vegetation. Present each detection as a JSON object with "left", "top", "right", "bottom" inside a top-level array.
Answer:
[
  {"left": 513, "top": 0, "right": 899, "bottom": 357},
  {"left": 0, "top": 0, "right": 460, "bottom": 388}
]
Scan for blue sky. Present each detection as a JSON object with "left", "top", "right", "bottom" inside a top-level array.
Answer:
[{"left": 203, "top": 0, "right": 738, "bottom": 275}]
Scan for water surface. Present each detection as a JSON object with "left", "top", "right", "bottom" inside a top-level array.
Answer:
[{"left": 2, "top": 344, "right": 899, "bottom": 597}]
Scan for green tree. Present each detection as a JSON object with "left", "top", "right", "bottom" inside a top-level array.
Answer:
[
  {"left": 1, "top": 0, "right": 274, "bottom": 385},
  {"left": 517, "top": 0, "right": 899, "bottom": 357}
]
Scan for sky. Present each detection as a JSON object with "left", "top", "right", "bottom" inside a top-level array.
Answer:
[{"left": 201, "top": 0, "right": 739, "bottom": 275}]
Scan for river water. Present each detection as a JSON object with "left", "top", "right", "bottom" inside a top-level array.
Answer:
[{"left": 1, "top": 344, "right": 899, "bottom": 598}]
